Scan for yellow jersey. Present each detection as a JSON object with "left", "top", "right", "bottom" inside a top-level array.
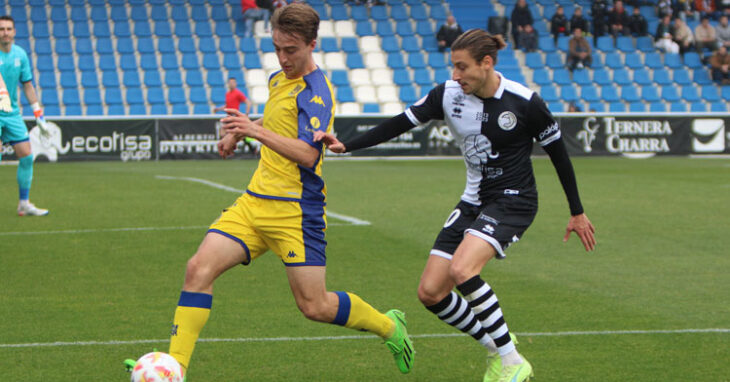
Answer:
[{"left": 245, "top": 68, "right": 335, "bottom": 205}]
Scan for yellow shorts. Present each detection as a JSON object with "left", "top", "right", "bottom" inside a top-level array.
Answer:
[{"left": 208, "top": 192, "right": 327, "bottom": 266}]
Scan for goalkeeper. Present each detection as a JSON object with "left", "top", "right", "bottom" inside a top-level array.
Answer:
[{"left": 0, "top": 15, "right": 50, "bottom": 216}]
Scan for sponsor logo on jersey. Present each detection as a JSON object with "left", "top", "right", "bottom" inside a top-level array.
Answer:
[
  {"left": 309, "top": 95, "right": 326, "bottom": 107},
  {"left": 498, "top": 111, "right": 517, "bottom": 131},
  {"left": 476, "top": 112, "right": 489, "bottom": 122},
  {"left": 504, "top": 189, "right": 520, "bottom": 195},
  {"left": 451, "top": 107, "right": 462, "bottom": 119},
  {"left": 14, "top": 58, "right": 20, "bottom": 67},
  {"left": 452, "top": 94, "right": 465, "bottom": 106},
  {"left": 310, "top": 116, "right": 321, "bottom": 130},
  {"left": 289, "top": 84, "right": 303, "bottom": 96},
  {"left": 539, "top": 122, "right": 560, "bottom": 140},
  {"left": 287, "top": 251, "right": 297, "bottom": 258},
  {"left": 482, "top": 224, "right": 495, "bottom": 234}
]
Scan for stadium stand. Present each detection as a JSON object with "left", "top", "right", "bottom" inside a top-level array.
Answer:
[{"left": 3, "top": 0, "right": 728, "bottom": 116}]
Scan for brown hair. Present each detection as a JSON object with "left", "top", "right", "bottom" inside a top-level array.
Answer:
[
  {"left": 271, "top": 3, "right": 320, "bottom": 44},
  {"left": 451, "top": 29, "right": 506, "bottom": 65},
  {"left": 0, "top": 15, "right": 15, "bottom": 26}
]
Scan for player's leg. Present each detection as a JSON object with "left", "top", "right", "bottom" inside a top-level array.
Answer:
[
  {"left": 285, "top": 266, "right": 414, "bottom": 373},
  {"left": 169, "top": 231, "right": 250, "bottom": 371},
  {"left": 13, "top": 140, "right": 48, "bottom": 216}
]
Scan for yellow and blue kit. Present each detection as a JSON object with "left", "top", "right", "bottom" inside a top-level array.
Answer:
[{"left": 209, "top": 68, "right": 335, "bottom": 266}]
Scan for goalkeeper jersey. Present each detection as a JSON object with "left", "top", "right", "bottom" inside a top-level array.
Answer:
[
  {"left": 0, "top": 44, "right": 33, "bottom": 117},
  {"left": 245, "top": 68, "right": 334, "bottom": 205}
]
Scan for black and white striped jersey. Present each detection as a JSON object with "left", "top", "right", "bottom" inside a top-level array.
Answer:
[{"left": 405, "top": 74, "right": 561, "bottom": 205}]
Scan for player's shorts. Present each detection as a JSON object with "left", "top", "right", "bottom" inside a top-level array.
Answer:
[
  {"left": 0, "top": 114, "right": 29, "bottom": 145},
  {"left": 208, "top": 192, "right": 327, "bottom": 266},
  {"left": 431, "top": 195, "right": 538, "bottom": 260}
]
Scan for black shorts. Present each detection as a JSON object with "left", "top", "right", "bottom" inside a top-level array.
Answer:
[{"left": 431, "top": 196, "right": 538, "bottom": 260}]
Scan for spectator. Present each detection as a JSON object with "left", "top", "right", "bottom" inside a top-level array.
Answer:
[
  {"left": 591, "top": 0, "right": 609, "bottom": 45},
  {"left": 551, "top": 5, "right": 569, "bottom": 43},
  {"left": 674, "top": 0, "right": 698, "bottom": 22},
  {"left": 519, "top": 24, "right": 538, "bottom": 52},
  {"left": 695, "top": 0, "right": 720, "bottom": 20},
  {"left": 570, "top": 6, "right": 590, "bottom": 35},
  {"left": 511, "top": 0, "right": 534, "bottom": 49},
  {"left": 673, "top": 17, "right": 695, "bottom": 54},
  {"left": 709, "top": 45, "right": 730, "bottom": 83},
  {"left": 629, "top": 6, "right": 649, "bottom": 36},
  {"left": 608, "top": 1, "right": 631, "bottom": 38},
  {"left": 487, "top": 15, "right": 510, "bottom": 41},
  {"left": 567, "top": 102, "right": 582, "bottom": 112},
  {"left": 657, "top": 0, "right": 673, "bottom": 19},
  {"left": 655, "top": 14, "right": 675, "bottom": 41},
  {"left": 695, "top": 16, "right": 719, "bottom": 58},
  {"left": 436, "top": 15, "right": 464, "bottom": 52},
  {"left": 657, "top": 32, "right": 681, "bottom": 53},
  {"left": 568, "top": 27, "right": 592, "bottom": 70},
  {"left": 241, "top": 0, "right": 270, "bottom": 37},
  {"left": 717, "top": 15, "right": 730, "bottom": 48},
  {"left": 214, "top": 77, "right": 253, "bottom": 115}
]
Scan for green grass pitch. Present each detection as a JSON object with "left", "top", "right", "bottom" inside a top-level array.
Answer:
[{"left": 1, "top": 157, "right": 729, "bottom": 381}]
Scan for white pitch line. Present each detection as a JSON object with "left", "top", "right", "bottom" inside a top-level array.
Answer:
[
  {"left": 156, "top": 175, "right": 371, "bottom": 225},
  {"left": 2, "top": 328, "right": 728, "bottom": 349}
]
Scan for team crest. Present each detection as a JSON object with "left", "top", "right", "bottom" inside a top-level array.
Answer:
[
  {"left": 310, "top": 116, "right": 321, "bottom": 129},
  {"left": 498, "top": 111, "right": 517, "bottom": 131}
]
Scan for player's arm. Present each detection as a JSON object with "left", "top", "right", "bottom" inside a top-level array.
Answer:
[
  {"left": 221, "top": 108, "right": 318, "bottom": 167},
  {"left": 243, "top": 97, "right": 252, "bottom": 115},
  {"left": 22, "top": 80, "right": 50, "bottom": 136}
]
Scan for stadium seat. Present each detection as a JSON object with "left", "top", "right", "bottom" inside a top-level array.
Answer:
[
  {"left": 605, "top": 53, "right": 623, "bottom": 69},
  {"left": 601, "top": 86, "right": 620, "bottom": 103},
  {"left": 532, "top": 69, "right": 551, "bottom": 86},
  {"left": 636, "top": 36, "right": 654, "bottom": 53},
  {"left": 434, "top": 68, "right": 450, "bottom": 83},
  {"left": 669, "top": 101, "right": 687, "bottom": 112},
  {"left": 362, "top": 103, "right": 380, "bottom": 113},
  {"left": 376, "top": 20, "right": 394, "bottom": 37},
  {"left": 102, "top": 71, "right": 119, "bottom": 87},
  {"left": 414, "top": 69, "right": 433, "bottom": 86},
  {"left": 330, "top": 70, "right": 349, "bottom": 87},
  {"left": 355, "top": 21, "right": 374, "bottom": 36},
  {"left": 641, "top": 86, "right": 660, "bottom": 102},
  {"left": 408, "top": 52, "right": 426, "bottom": 69},
  {"left": 700, "top": 85, "right": 720, "bottom": 102},
  {"left": 621, "top": 86, "right": 640, "bottom": 102},
  {"left": 664, "top": 53, "right": 682, "bottom": 69},
  {"left": 593, "top": 69, "right": 612, "bottom": 86},
  {"left": 540, "top": 85, "right": 559, "bottom": 102},
  {"left": 649, "top": 102, "right": 666, "bottom": 112},
  {"left": 371, "top": 68, "right": 392, "bottom": 86},
  {"left": 673, "top": 69, "right": 692, "bottom": 86},
  {"left": 589, "top": 102, "right": 606, "bottom": 112},
  {"left": 381, "top": 36, "right": 399, "bottom": 53},
  {"left": 547, "top": 101, "right": 564, "bottom": 112},
  {"left": 395, "top": 21, "right": 414, "bottom": 36},
  {"left": 399, "top": 86, "right": 418, "bottom": 104},
  {"left": 355, "top": 85, "right": 376, "bottom": 103},
  {"left": 628, "top": 102, "right": 646, "bottom": 112},
  {"left": 339, "top": 102, "right": 360, "bottom": 114},
  {"left": 346, "top": 53, "right": 365, "bottom": 69},
  {"left": 661, "top": 86, "right": 680, "bottom": 102},
  {"left": 693, "top": 69, "right": 713, "bottom": 85},
  {"left": 608, "top": 102, "right": 626, "bottom": 112},
  {"left": 545, "top": 52, "right": 564, "bottom": 69},
  {"left": 336, "top": 86, "right": 355, "bottom": 103},
  {"left": 401, "top": 36, "right": 421, "bottom": 53},
  {"left": 683, "top": 52, "right": 703, "bottom": 69},
  {"left": 596, "top": 36, "right": 615, "bottom": 52},
  {"left": 616, "top": 36, "right": 634, "bottom": 53},
  {"left": 553, "top": 69, "right": 572, "bottom": 86},
  {"left": 681, "top": 86, "right": 700, "bottom": 102},
  {"left": 633, "top": 68, "right": 652, "bottom": 86},
  {"left": 581, "top": 85, "right": 600, "bottom": 102},
  {"left": 625, "top": 53, "right": 643, "bottom": 69},
  {"left": 538, "top": 37, "right": 557, "bottom": 52},
  {"left": 613, "top": 69, "right": 632, "bottom": 86},
  {"left": 60, "top": 71, "right": 77, "bottom": 88},
  {"left": 689, "top": 102, "right": 706, "bottom": 112},
  {"left": 556, "top": 35, "right": 570, "bottom": 52},
  {"left": 645, "top": 52, "right": 663, "bottom": 69},
  {"left": 525, "top": 52, "right": 543, "bottom": 69},
  {"left": 561, "top": 85, "right": 578, "bottom": 102},
  {"left": 710, "top": 102, "right": 728, "bottom": 112},
  {"left": 653, "top": 69, "right": 672, "bottom": 85},
  {"left": 590, "top": 52, "right": 604, "bottom": 69},
  {"left": 392, "top": 69, "right": 411, "bottom": 86},
  {"left": 206, "top": 70, "right": 224, "bottom": 87}
]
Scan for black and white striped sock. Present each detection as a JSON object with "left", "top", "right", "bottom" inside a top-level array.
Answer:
[
  {"left": 426, "top": 291, "right": 498, "bottom": 353},
  {"left": 457, "top": 275, "right": 516, "bottom": 357}
]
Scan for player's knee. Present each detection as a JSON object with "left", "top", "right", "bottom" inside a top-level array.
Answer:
[
  {"left": 296, "top": 300, "right": 329, "bottom": 322},
  {"left": 417, "top": 281, "right": 448, "bottom": 306},
  {"left": 183, "top": 254, "right": 213, "bottom": 289},
  {"left": 448, "top": 262, "right": 475, "bottom": 286}
]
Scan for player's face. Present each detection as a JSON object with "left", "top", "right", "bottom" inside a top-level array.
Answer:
[
  {"left": 451, "top": 49, "right": 491, "bottom": 96},
  {"left": 0, "top": 20, "right": 16, "bottom": 45},
  {"left": 273, "top": 30, "right": 316, "bottom": 79}
]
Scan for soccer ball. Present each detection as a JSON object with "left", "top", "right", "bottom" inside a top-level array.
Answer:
[{"left": 130, "top": 352, "right": 185, "bottom": 382}]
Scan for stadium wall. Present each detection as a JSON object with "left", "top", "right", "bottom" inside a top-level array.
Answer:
[{"left": 1, "top": 113, "right": 729, "bottom": 162}]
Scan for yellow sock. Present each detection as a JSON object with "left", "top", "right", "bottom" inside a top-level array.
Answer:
[
  {"left": 332, "top": 291, "right": 394, "bottom": 338},
  {"left": 169, "top": 291, "right": 212, "bottom": 370}
]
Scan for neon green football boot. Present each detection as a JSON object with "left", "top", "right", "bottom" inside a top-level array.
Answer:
[
  {"left": 497, "top": 358, "right": 533, "bottom": 382},
  {"left": 484, "top": 333, "right": 519, "bottom": 382},
  {"left": 384, "top": 309, "right": 414, "bottom": 374}
]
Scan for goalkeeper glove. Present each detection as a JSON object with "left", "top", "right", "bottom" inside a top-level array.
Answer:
[
  {"left": 32, "top": 102, "right": 50, "bottom": 137},
  {"left": 0, "top": 88, "right": 11, "bottom": 113}
]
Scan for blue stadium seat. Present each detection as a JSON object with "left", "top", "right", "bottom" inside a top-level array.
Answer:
[
  {"left": 260, "top": 38, "right": 275, "bottom": 53},
  {"left": 41, "top": 90, "right": 59, "bottom": 106},
  {"left": 154, "top": 21, "right": 172, "bottom": 37},
  {"left": 362, "top": 103, "right": 380, "bottom": 113},
  {"left": 581, "top": 85, "right": 600, "bottom": 102},
  {"left": 396, "top": 21, "right": 414, "bottom": 36},
  {"left": 649, "top": 102, "right": 666, "bottom": 112},
  {"left": 53, "top": 23, "right": 70, "bottom": 39},
  {"left": 661, "top": 86, "right": 680, "bottom": 102},
  {"left": 38, "top": 71, "right": 56, "bottom": 89},
  {"left": 700, "top": 85, "right": 720, "bottom": 102},
  {"left": 601, "top": 87, "right": 620, "bottom": 102},
  {"left": 683, "top": 52, "right": 703, "bottom": 69},
  {"left": 387, "top": 52, "right": 406, "bottom": 69},
  {"left": 370, "top": 5, "right": 388, "bottom": 21},
  {"left": 175, "top": 21, "right": 192, "bottom": 38},
  {"left": 329, "top": 70, "right": 349, "bottom": 86},
  {"left": 178, "top": 37, "right": 196, "bottom": 54},
  {"left": 400, "top": 86, "right": 418, "bottom": 103},
  {"left": 596, "top": 36, "right": 615, "bottom": 52},
  {"left": 645, "top": 52, "right": 663, "bottom": 69},
  {"left": 190, "top": 5, "right": 209, "bottom": 22},
  {"left": 693, "top": 69, "right": 713, "bottom": 85},
  {"left": 381, "top": 36, "right": 399, "bottom": 53},
  {"left": 218, "top": 37, "right": 236, "bottom": 54},
  {"left": 104, "top": 88, "right": 123, "bottom": 105},
  {"left": 102, "top": 71, "right": 120, "bottom": 87},
  {"left": 636, "top": 36, "right": 654, "bottom": 53},
  {"left": 214, "top": 22, "right": 232, "bottom": 37},
  {"left": 616, "top": 36, "right": 634, "bottom": 53},
  {"left": 147, "top": 87, "right": 165, "bottom": 105},
  {"left": 428, "top": 52, "right": 447, "bottom": 69},
  {"left": 190, "top": 87, "right": 208, "bottom": 104},
  {"left": 593, "top": 69, "right": 612, "bottom": 86},
  {"left": 128, "top": 104, "right": 146, "bottom": 115},
  {"left": 416, "top": 21, "right": 434, "bottom": 37},
  {"left": 393, "top": 69, "right": 412, "bottom": 86},
  {"left": 556, "top": 35, "right": 570, "bottom": 52},
  {"left": 681, "top": 86, "right": 700, "bottom": 102},
  {"left": 664, "top": 53, "right": 682, "bottom": 69},
  {"left": 186, "top": 71, "right": 204, "bottom": 87},
  {"left": 172, "top": 104, "right": 189, "bottom": 115},
  {"left": 376, "top": 20, "right": 394, "bottom": 36},
  {"left": 641, "top": 86, "right": 660, "bottom": 102},
  {"left": 547, "top": 101, "right": 564, "bottom": 112},
  {"left": 71, "top": 6, "right": 88, "bottom": 22},
  {"left": 430, "top": 3, "right": 447, "bottom": 20},
  {"left": 633, "top": 68, "right": 652, "bottom": 86},
  {"left": 589, "top": 102, "right": 606, "bottom": 112},
  {"left": 58, "top": 56, "right": 75, "bottom": 72},
  {"left": 36, "top": 55, "right": 54, "bottom": 72},
  {"left": 355, "top": 21, "right": 374, "bottom": 36},
  {"left": 144, "top": 70, "right": 162, "bottom": 87},
  {"left": 140, "top": 54, "right": 158, "bottom": 70},
  {"left": 117, "top": 38, "right": 135, "bottom": 54},
  {"left": 223, "top": 53, "right": 241, "bottom": 70},
  {"left": 401, "top": 36, "right": 421, "bottom": 53},
  {"left": 628, "top": 102, "right": 646, "bottom": 112},
  {"left": 391, "top": 4, "right": 408, "bottom": 20},
  {"left": 410, "top": 4, "right": 427, "bottom": 20},
  {"left": 653, "top": 69, "right": 671, "bottom": 85},
  {"left": 414, "top": 69, "right": 433, "bottom": 86},
  {"left": 538, "top": 37, "right": 557, "bottom": 52},
  {"left": 167, "top": 87, "right": 186, "bottom": 104},
  {"left": 195, "top": 22, "right": 213, "bottom": 38},
  {"left": 710, "top": 102, "right": 728, "bottom": 112},
  {"left": 165, "top": 71, "right": 183, "bottom": 87},
  {"left": 525, "top": 52, "right": 543, "bottom": 69},
  {"left": 240, "top": 37, "right": 257, "bottom": 53},
  {"left": 206, "top": 70, "right": 224, "bottom": 87},
  {"left": 590, "top": 52, "right": 603, "bottom": 69},
  {"left": 350, "top": 6, "right": 368, "bottom": 21},
  {"left": 621, "top": 86, "right": 640, "bottom": 102},
  {"left": 86, "top": 105, "right": 104, "bottom": 115},
  {"left": 198, "top": 37, "right": 217, "bottom": 54},
  {"left": 553, "top": 69, "right": 572, "bottom": 85},
  {"left": 434, "top": 68, "right": 450, "bottom": 83},
  {"left": 321, "top": 37, "right": 339, "bottom": 53},
  {"left": 545, "top": 52, "right": 564, "bottom": 69},
  {"left": 346, "top": 53, "right": 365, "bottom": 69},
  {"left": 110, "top": 5, "right": 127, "bottom": 22},
  {"left": 613, "top": 69, "right": 632, "bottom": 86},
  {"left": 608, "top": 102, "right": 626, "bottom": 112},
  {"left": 337, "top": 86, "right": 355, "bottom": 103},
  {"left": 541, "top": 85, "right": 559, "bottom": 102},
  {"left": 65, "top": 105, "right": 83, "bottom": 116},
  {"left": 689, "top": 102, "right": 706, "bottom": 112},
  {"left": 130, "top": 5, "right": 148, "bottom": 21},
  {"left": 137, "top": 38, "right": 155, "bottom": 54},
  {"left": 422, "top": 37, "right": 440, "bottom": 52},
  {"left": 114, "top": 21, "right": 131, "bottom": 37},
  {"left": 669, "top": 101, "right": 687, "bottom": 112},
  {"left": 243, "top": 54, "right": 261, "bottom": 69},
  {"left": 90, "top": 6, "right": 108, "bottom": 22},
  {"left": 120, "top": 55, "right": 138, "bottom": 71},
  {"left": 50, "top": 6, "right": 68, "bottom": 22},
  {"left": 81, "top": 71, "right": 99, "bottom": 87},
  {"left": 201, "top": 54, "right": 219, "bottom": 70},
  {"left": 408, "top": 52, "right": 426, "bottom": 69},
  {"left": 625, "top": 53, "right": 643, "bottom": 69},
  {"left": 35, "top": 40, "right": 52, "bottom": 55},
  {"left": 673, "top": 69, "right": 692, "bottom": 86},
  {"left": 125, "top": 87, "right": 144, "bottom": 105},
  {"left": 605, "top": 53, "right": 623, "bottom": 69},
  {"left": 561, "top": 85, "right": 578, "bottom": 102}
]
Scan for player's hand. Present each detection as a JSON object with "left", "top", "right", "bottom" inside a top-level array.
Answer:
[
  {"left": 0, "top": 89, "right": 12, "bottom": 113},
  {"left": 313, "top": 131, "right": 346, "bottom": 153},
  {"left": 220, "top": 108, "right": 257, "bottom": 139},
  {"left": 217, "top": 133, "right": 238, "bottom": 158},
  {"left": 563, "top": 213, "right": 596, "bottom": 251}
]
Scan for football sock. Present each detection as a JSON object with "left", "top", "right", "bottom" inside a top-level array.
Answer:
[
  {"left": 457, "top": 276, "right": 521, "bottom": 365},
  {"left": 332, "top": 291, "right": 394, "bottom": 338},
  {"left": 17, "top": 155, "right": 33, "bottom": 201},
  {"left": 169, "top": 291, "right": 212, "bottom": 371},
  {"left": 426, "top": 291, "right": 498, "bottom": 353}
]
